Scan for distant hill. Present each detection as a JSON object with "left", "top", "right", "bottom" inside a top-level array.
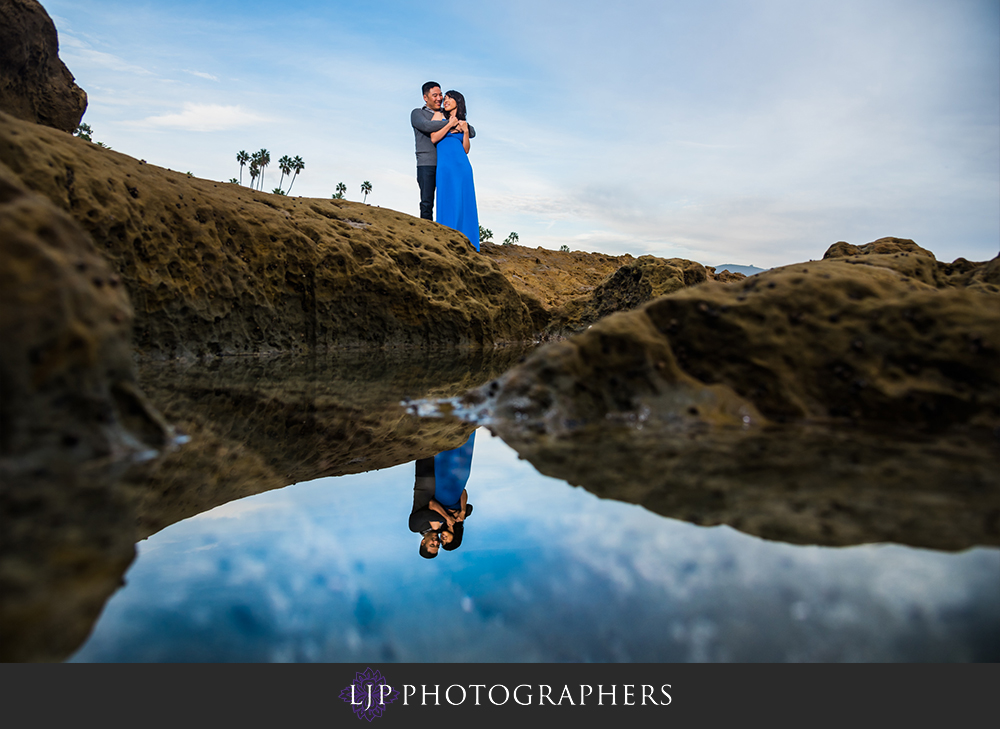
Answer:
[{"left": 713, "top": 264, "right": 767, "bottom": 276}]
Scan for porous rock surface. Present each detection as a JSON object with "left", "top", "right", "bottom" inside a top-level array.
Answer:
[
  {"left": 544, "top": 255, "right": 744, "bottom": 337},
  {"left": 481, "top": 241, "right": 744, "bottom": 336},
  {"left": 0, "top": 161, "right": 168, "bottom": 663},
  {"left": 0, "top": 160, "right": 172, "bottom": 470},
  {"left": 0, "top": 0, "right": 87, "bottom": 133},
  {"left": 475, "top": 238, "right": 999, "bottom": 431},
  {"left": 0, "top": 110, "right": 535, "bottom": 358}
]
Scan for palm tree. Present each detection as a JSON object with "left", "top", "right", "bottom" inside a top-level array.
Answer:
[
  {"left": 257, "top": 149, "right": 271, "bottom": 191},
  {"left": 249, "top": 151, "right": 262, "bottom": 188},
  {"left": 336, "top": 182, "right": 346, "bottom": 198},
  {"left": 286, "top": 155, "right": 305, "bottom": 194},
  {"left": 361, "top": 180, "right": 372, "bottom": 203},
  {"left": 237, "top": 150, "right": 249, "bottom": 185},
  {"left": 277, "top": 155, "right": 293, "bottom": 192}
]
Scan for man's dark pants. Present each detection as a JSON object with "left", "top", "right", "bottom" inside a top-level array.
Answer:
[{"left": 417, "top": 165, "right": 436, "bottom": 220}]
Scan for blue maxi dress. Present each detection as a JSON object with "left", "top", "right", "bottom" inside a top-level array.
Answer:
[{"left": 435, "top": 130, "right": 480, "bottom": 251}]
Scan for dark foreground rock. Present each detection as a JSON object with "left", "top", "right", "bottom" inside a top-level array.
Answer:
[
  {"left": 0, "top": 160, "right": 171, "bottom": 662},
  {"left": 0, "top": 467, "right": 137, "bottom": 663},
  {"left": 0, "top": 161, "right": 173, "bottom": 471}
]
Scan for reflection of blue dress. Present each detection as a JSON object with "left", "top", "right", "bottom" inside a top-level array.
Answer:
[
  {"left": 436, "top": 131, "right": 480, "bottom": 251},
  {"left": 433, "top": 431, "right": 475, "bottom": 509}
]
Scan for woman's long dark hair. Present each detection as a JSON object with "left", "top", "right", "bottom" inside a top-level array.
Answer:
[
  {"left": 445, "top": 90, "right": 467, "bottom": 121},
  {"left": 442, "top": 522, "right": 464, "bottom": 551}
]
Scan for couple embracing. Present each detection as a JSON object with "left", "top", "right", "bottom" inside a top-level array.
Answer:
[
  {"left": 408, "top": 431, "right": 475, "bottom": 559},
  {"left": 410, "top": 81, "right": 480, "bottom": 251}
]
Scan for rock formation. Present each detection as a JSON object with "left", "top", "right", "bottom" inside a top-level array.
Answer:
[
  {"left": 481, "top": 242, "right": 745, "bottom": 337},
  {"left": 0, "top": 111, "right": 538, "bottom": 357},
  {"left": 0, "top": 467, "right": 138, "bottom": 663},
  {"left": 463, "top": 238, "right": 1000, "bottom": 550},
  {"left": 0, "top": 0, "right": 87, "bottom": 132},
  {"left": 473, "top": 238, "right": 999, "bottom": 431},
  {"left": 545, "top": 255, "right": 744, "bottom": 337},
  {"left": 0, "top": 161, "right": 173, "bottom": 471}
]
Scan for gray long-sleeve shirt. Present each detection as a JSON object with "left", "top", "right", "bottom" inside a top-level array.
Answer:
[{"left": 411, "top": 106, "right": 476, "bottom": 167}]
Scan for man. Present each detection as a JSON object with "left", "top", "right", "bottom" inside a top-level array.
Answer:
[
  {"left": 410, "top": 454, "right": 446, "bottom": 559},
  {"left": 408, "top": 432, "right": 475, "bottom": 559},
  {"left": 410, "top": 81, "right": 475, "bottom": 220}
]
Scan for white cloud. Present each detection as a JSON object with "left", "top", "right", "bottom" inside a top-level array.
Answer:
[
  {"left": 60, "top": 34, "right": 152, "bottom": 75},
  {"left": 184, "top": 70, "right": 219, "bottom": 82},
  {"left": 133, "top": 103, "right": 275, "bottom": 132}
]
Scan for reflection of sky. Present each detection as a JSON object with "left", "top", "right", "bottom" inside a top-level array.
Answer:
[{"left": 71, "top": 428, "right": 1000, "bottom": 662}]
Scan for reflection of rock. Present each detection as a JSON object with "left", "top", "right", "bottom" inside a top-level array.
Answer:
[
  {"left": 126, "top": 348, "right": 528, "bottom": 539},
  {"left": 0, "top": 161, "right": 172, "bottom": 472},
  {"left": 0, "top": 111, "right": 533, "bottom": 357},
  {"left": 485, "top": 421, "right": 1000, "bottom": 551},
  {"left": 467, "top": 239, "right": 1000, "bottom": 550},
  {"left": 3, "top": 349, "right": 524, "bottom": 661},
  {"left": 0, "top": 0, "right": 87, "bottom": 132}
]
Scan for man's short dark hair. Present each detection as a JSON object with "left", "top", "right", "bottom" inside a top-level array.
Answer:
[
  {"left": 419, "top": 542, "right": 438, "bottom": 559},
  {"left": 422, "top": 81, "right": 441, "bottom": 97}
]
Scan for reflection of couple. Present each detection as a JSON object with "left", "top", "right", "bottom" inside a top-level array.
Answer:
[
  {"left": 410, "top": 81, "right": 480, "bottom": 251},
  {"left": 409, "top": 431, "right": 475, "bottom": 559}
]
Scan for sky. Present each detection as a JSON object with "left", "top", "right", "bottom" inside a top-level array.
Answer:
[{"left": 43, "top": 0, "right": 999, "bottom": 268}]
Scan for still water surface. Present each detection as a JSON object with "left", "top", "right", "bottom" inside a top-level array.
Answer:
[{"left": 70, "top": 426, "right": 1000, "bottom": 662}]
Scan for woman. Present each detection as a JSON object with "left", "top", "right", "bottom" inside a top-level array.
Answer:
[{"left": 431, "top": 90, "right": 480, "bottom": 251}]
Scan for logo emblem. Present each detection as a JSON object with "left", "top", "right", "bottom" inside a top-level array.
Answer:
[{"left": 339, "top": 667, "right": 400, "bottom": 721}]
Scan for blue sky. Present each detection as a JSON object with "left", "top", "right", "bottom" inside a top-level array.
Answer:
[{"left": 45, "top": 0, "right": 999, "bottom": 267}]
